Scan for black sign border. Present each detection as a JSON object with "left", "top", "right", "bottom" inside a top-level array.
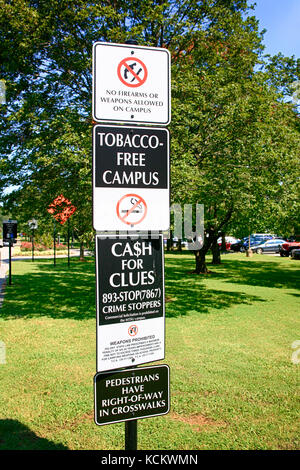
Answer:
[{"left": 94, "top": 364, "right": 170, "bottom": 426}]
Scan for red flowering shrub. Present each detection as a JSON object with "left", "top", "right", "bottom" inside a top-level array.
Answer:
[
  {"left": 20, "top": 242, "right": 47, "bottom": 252},
  {"left": 20, "top": 242, "right": 67, "bottom": 252},
  {"left": 56, "top": 243, "right": 67, "bottom": 251},
  {"left": 20, "top": 242, "right": 32, "bottom": 251}
]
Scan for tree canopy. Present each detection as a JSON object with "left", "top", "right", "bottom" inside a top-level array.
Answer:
[{"left": 0, "top": 0, "right": 299, "bottom": 266}]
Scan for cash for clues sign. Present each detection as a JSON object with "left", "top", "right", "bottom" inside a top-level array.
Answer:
[{"left": 96, "top": 235, "right": 165, "bottom": 372}]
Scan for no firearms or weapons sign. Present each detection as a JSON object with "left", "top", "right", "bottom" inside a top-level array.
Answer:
[{"left": 93, "top": 42, "right": 170, "bottom": 126}]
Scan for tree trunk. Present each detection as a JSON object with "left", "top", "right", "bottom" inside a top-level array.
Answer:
[
  {"left": 79, "top": 241, "right": 84, "bottom": 261},
  {"left": 194, "top": 248, "right": 209, "bottom": 274},
  {"left": 221, "top": 232, "right": 226, "bottom": 252},
  {"left": 166, "top": 230, "right": 173, "bottom": 252},
  {"left": 211, "top": 238, "right": 221, "bottom": 264},
  {"left": 177, "top": 239, "right": 182, "bottom": 251}
]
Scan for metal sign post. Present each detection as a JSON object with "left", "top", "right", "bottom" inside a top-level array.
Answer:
[
  {"left": 28, "top": 219, "right": 38, "bottom": 262},
  {"left": 125, "top": 420, "right": 137, "bottom": 451},
  {"left": 47, "top": 195, "right": 76, "bottom": 267},
  {"left": 92, "top": 41, "right": 171, "bottom": 451},
  {"left": 8, "top": 239, "right": 12, "bottom": 285},
  {"left": 53, "top": 220, "right": 56, "bottom": 266},
  {"left": 3, "top": 220, "right": 17, "bottom": 285},
  {"left": 32, "top": 229, "right": 34, "bottom": 262},
  {"left": 67, "top": 218, "right": 70, "bottom": 267}
]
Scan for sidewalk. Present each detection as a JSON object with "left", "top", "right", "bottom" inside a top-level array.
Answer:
[
  {"left": 11, "top": 249, "right": 93, "bottom": 260},
  {"left": 0, "top": 247, "right": 9, "bottom": 309}
]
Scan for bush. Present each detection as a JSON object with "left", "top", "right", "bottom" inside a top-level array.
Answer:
[
  {"left": 56, "top": 243, "right": 67, "bottom": 251},
  {"left": 20, "top": 241, "right": 47, "bottom": 252},
  {"left": 20, "top": 242, "right": 67, "bottom": 252},
  {"left": 35, "top": 233, "right": 52, "bottom": 249}
]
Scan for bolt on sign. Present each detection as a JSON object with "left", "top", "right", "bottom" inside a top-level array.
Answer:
[
  {"left": 94, "top": 364, "right": 170, "bottom": 425},
  {"left": 93, "top": 125, "right": 169, "bottom": 231},
  {"left": 96, "top": 234, "right": 165, "bottom": 373},
  {"left": 47, "top": 194, "right": 77, "bottom": 224},
  {"left": 92, "top": 42, "right": 171, "bottom": 125}
]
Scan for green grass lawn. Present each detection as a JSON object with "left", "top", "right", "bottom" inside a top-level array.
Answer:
[{"left": 0, "top": 252, "right": 299, "bottom": 450}]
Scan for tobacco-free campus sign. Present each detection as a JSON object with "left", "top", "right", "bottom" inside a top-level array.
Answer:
[
  {"left": 92, "top": 42, "right": 170, "bottom": 125},
  {"left": 93, "top": 125, "right": 169, "bottom": 231},
  {"left": 96, "top": 234, "right": 165, "bottom": 372},
  {"left": 94, "top": 364, "right": 170, "bottom": 425}
]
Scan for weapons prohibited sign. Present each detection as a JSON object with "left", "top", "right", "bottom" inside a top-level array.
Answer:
[
  {"left": 117, "top": 57, "right": 148, "bottom": 88},
  {"left": 93, "top": 42, "right": 170, "bottom": 125}
]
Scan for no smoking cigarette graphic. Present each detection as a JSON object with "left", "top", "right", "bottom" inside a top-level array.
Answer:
[{"left": 116, "top": 194, "right": 147, "bottom": 226}]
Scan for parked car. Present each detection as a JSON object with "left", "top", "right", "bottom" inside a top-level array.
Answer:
[
  {"left": 251, "top": 239, "right": 286, "bottom": 254},
  {"left": 251, "top": 233, "right": 274, "bottom": 238},
  {"left": 217, "top": 236, "right": 240, "bottom": 251},
  {"left": 279, "top": 241, "right": 300, "bottom": 257},
  {"left": 291, "top": 249, "right": 300, "bottom": 260},
  {"left": 230, "top": 240, "right": 246, "bottom": 252},
  {"left": 231, "top": 235, "right": 274, "bottom": 252}
]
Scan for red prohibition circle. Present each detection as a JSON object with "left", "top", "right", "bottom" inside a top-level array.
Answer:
[
  {"left": 116, "top": 193, "right": 147, "bottom": 226},
  {"left": 117, "top": 57, "right": 148, "bottom": 88},
  {"left": 128, "top": 325, "right": 138, "bottom": 337}
]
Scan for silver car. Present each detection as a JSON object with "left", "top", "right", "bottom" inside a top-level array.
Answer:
[{"left": 252, "top": 239, "right": 286, "bottom": 254}]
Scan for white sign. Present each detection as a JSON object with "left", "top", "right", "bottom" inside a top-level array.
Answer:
[
  {"left": 96, "top": 235, "right": 165, "bottom": 372},
  {"left": 92, "top": 42, "right": 171, "bottom": 125},
  {"left": 93, "top": 125, "right": 169, "bottom": 231},
  {"left": 28, "top": 219, "right": 38, "bottom": 230}
]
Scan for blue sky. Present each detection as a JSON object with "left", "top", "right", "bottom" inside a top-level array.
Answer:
[{"left": 250, "top": 0, "right": 300, "bottom": 58}]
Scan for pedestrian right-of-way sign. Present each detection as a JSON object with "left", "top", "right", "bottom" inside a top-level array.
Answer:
[{"left": 94, "top": 364, "right": 170, "bottom": 426}]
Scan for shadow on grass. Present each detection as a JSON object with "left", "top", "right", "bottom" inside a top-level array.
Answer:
[
  {"left": 170, "top": 253, "right": 300, "bottom": 290},
  {"left": 0, "top": 419, "right": 68, "bottom": 450},
  {"left": 3, "top": 255, "right": 291, "bottom": 321},
  {"left": 1, "top": 258, "right": 95, "bottom": 321},
  {"left": 219, "top": 259, "right": 300, "bottom": 290},
  {"left": 164, "top": 257, "right": 266, "bottom": 318}
]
